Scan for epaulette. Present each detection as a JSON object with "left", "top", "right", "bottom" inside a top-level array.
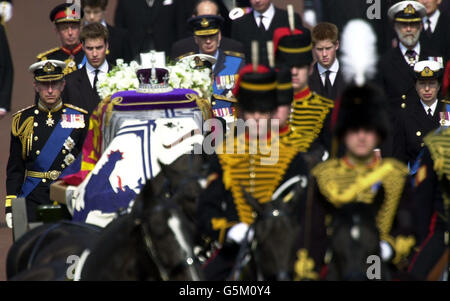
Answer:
[
  {"left": 224, "top": 51, "right": 245, "bottom": 59},
  {"left": 175, "top": 52, "right": 196, "bottom": 61},
  {"left": 12, "top": 105, "right": 35, "bottom": 117},
  {"left": 64, "top": 103, "right": 88, "bottom": 114},
  {"left": 36, "top": 47, "right": 61, "bottom": 60}
]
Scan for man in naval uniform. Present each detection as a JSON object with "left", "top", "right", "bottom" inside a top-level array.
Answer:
[
  {"left": 36, "top": 3, "right": 85, "bottom": 76},
  {"left": 393, "top": 60, "right": 448, "bottom": 169},
  {"left": 297, "top": 84, "right": 418, "bottom": 279},
  {"left": 184, "top": 15, "right": 245, "bottom": 123},
  {"left": 5, "top": 60, "right": 89, "bottom": 228},
  {"left": 197, "top": 65, "right": 310, "bottom": 280}
]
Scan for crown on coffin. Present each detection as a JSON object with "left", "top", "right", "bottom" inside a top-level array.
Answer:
[{"left": 136, "top": 50, "right": 173, "bottom": 94}]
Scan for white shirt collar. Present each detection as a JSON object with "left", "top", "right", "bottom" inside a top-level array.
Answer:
[
  {"left": 420, "top": 99, "right": 438, "bottom": 115},
  {"left": 253, "top": 4, "right": 275, "bottom": 27},
  {"left": 423, "top": 9, "right": 440, "bottom": 32},
  {"left": 86, "top": 60, "right": 109, "bottom": 74},
  {"left": 399, "top": 42, "right": 420, "bottom": 57},
  {"left": 317, "top": 59, "right": 339, "bottom": 75}
]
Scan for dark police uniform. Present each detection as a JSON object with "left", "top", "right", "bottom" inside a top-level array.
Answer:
[
  {"left": 36, "top": 3, "right": 85, "bottom": 76},
  {"left": 393, "top": 61, "right": 449, "bottom": 168},
  {"left": 5, "top": 60, "right": 89, "bottom": 223}
]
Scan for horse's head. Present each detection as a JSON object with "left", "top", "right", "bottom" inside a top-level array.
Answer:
[
  {"left": 325, "top": 186, "right": 384, "bottom": 281},
  {"left": 134, "top": 152, "right": 208, "bottom": 280},
  {"left": 243, "top": 177, "right": 307, "bottom": 281}
]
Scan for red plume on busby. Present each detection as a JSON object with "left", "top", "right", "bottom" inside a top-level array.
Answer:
[{"left": 443, "top": 61, "right": 450, "bottom": 98}]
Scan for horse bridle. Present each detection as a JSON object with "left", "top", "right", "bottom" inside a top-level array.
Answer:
[{"left": 136, "top": 157, "right": 204, "bottom": 280}]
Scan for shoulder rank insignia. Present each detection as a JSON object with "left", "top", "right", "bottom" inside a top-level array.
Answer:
[
  {"left": 36, "top": 47, "right": 61, "bottom": 61},
  {"left": 12, "top": 105, "right": 35, "bottom": 117},
  {"left": 224, "top": 51, "right": 245, "bottom": 59},
  {"left": 64, "top": 103, "right": 88, "bottom": 114}
]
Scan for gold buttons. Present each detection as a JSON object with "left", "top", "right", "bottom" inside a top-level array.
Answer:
[
  {"left": 34, "top": 136, "right": 39, "bottom": 141},
  {"left": 61, "top": 164, "right": 66, "bottom": 168},
  {"left": 63, "top": 109, "right": 66, "bottom": 113},
  {"left": 250, "top": 172, "right": 256, "bottom": 178},
  {"left": 42, "top": 179, "right": 47, "bottom": 183},
  {"left": 34, "top": 122, "right": 38, "bottom": 127},
  {"left": 62, "top": 149, "right": 67, "bottom": 154},
  {"left": 401, "top": 103, "right": 406, "bottom": 109},
  {"left": 416, "top": 131, "right": 421, "bottom": 137},
  {"left": 212, "top": 101, "right": 216, "bottom": 106},
  {"left": 34, "top": 110, "right": 39, "bottom": 115},
  {"left": 421, "top": 142, "right": 424, "bottom": 147},
  {"left": 402, "top": 95, "right": 406, "bottom": 100},
  {"left": 36, "top": 150, "right": 40, "bottom": 155}
]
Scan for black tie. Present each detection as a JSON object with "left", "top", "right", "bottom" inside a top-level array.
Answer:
[
  {"left": 426, "top": 19, "right": 432, "bottom": 36},
  {"left": 427, "top": 108, "right": 433, "bottom": 117},
  {"left": 258, "top": 15, "right": 265, "bottom": 31},
  {"left": 93, "top": 69, "right": 100, "bottom": 91},
  {"left": 324, "top": 70, "right": 332, "bottom": 97}
]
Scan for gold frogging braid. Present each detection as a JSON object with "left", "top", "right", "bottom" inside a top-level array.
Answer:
[
  {"left": 12, "top": 112, "right": 34, "bottom": 160},
  {"left": 312, "top": 158, "right": 408, "bottom": 238},
  {"left": 424, "top": 127, "right": 450, "bottom": 182},
  {"left": 283, "top": 91, "right": 334, "bottom": 151},
  {"left": 218, "top": 134, "right": 300, "bottom": 224}
]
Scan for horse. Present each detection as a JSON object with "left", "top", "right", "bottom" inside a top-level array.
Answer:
[
  {"left": 6, "top": 221, "right": 102, "bottom": 280},
  {"left": 77, "top": 152, "right": 209, "bottom": 280},
  {"left": 324, "top": 187, "right": 391, "bottom": 281},
  {"left": 231, "top": 176, "right": 308, "bottom": 281}
]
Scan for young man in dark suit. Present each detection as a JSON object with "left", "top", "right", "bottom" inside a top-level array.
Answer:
[
  {"left": 308, "top": 22, "right": 345, "bottom": 155},
  {"left": 170, "top": 0, "right": 244, "bottom": 61},
  {"left": 231, "top": 0, "right": 303, "bottom": 66},
  {"left": 82, "top": 0, "right": 132, "bottom": 63},
  {"left": 63, "top": 23, "right": 110, "bottom": 114}
]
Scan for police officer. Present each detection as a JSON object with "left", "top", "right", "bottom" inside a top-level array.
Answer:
[
  {"left": 393, "top": 60, "right": 448, "bottom": 168},
  {"left": 197, "top": 64, "right": 310, "bottom": 280},
  {"left": 37, "top": 3, "right": 85, "bottom": 76},
  {"left": 5, "top": 60, "right": 89, "bottom": 228},
  {"left": 184, "top": 14, "right": 245, "bottom": 123}
]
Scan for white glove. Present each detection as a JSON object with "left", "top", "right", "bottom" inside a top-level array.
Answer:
[
  {"left": 380, "top": 240, "right": 394, "bottom": 262},
  {"left": 65, "top": 185, "right": 77, "bottom": 216},
  {"left": 5, "top": 212, "right": 12, "bottom": 229},
  {"left": 226, "top": 222, "right": 254, "bottom": 244},
  {"left": 0, "top": 2, "right": 13, "bottom": 23}
]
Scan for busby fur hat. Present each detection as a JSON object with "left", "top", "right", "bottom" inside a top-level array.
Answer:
[
  {"left": 233, "top": 64, "right": 278, "bottom": 113},
  {"left": 334, "top": 84, "right": 389, "bottom": 142},
  {"left": 273, "top": 27, "right": 313, "bottom": 68}
]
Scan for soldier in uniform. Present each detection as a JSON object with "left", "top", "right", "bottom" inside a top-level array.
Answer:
[
  {"left": 5, "top": 60, "right": 89, "bottom": 228},
  {"left": 272, "top": 26, "right": 334, "bottom": 162},
  {"left": 297, "top": 84, "right": 418, "bottom": 279},
  {"left": 37, "top": 3, "right": 85, "bottom": 76},
  {"left": 393, "top": 60, "right": 448, "bottom": 168},
  {"left": 197, "top": 64, "right": 310, "bottom": 280},
  {"left": 183, "top": 15, "right": 245, "bottom": 123}
]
